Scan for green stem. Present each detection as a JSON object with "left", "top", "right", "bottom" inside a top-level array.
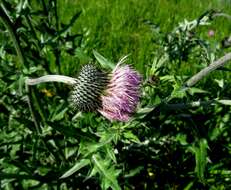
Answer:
[
  {"left": 162, "top": 100, "right": 216, "bottom": 110},
  {"left": 25, "top": 84, "right": 42, "bottom": 134}
]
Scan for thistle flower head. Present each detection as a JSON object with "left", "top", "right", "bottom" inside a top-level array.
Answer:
[{"left": 70, "top": 57, "right": 141, "bottom": 121}]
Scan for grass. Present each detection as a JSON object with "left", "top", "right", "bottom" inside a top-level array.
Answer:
[{"left": 57, "top": 0, "right": 231, "bottom": 72}]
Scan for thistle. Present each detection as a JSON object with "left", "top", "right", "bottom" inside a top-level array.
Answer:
[{"left": 26, "top": 57, "right": 141, "bottom": 121}]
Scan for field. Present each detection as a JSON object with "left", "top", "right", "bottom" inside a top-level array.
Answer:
[{"left": 1, "top": 0, "right": 231, "bottom": 189}]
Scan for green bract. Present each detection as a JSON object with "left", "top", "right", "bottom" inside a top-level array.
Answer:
[{"left": 70, "top": 64, "right": 108, "bottom": 111}]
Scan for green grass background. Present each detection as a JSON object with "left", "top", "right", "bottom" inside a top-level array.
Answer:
[{"left": 58, "top": 0, "right": 231, "bottom": 73}]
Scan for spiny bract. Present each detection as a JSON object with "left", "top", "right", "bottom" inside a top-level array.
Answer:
[{"left": 70, "top": 64, "right": 108, "bottom": 111}]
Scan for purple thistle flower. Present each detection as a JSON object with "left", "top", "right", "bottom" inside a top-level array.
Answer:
[{"left": 98, "top": 60, "right": 141, "bottom": 121}]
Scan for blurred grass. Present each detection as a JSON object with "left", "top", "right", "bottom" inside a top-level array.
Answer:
[{"left": 58, "top": 0, "right": 231, "bottom": 74}]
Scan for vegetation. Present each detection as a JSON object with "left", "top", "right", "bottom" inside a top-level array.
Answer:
[{"left": 1, "top": 0, "right": 231, "bottom": 189}]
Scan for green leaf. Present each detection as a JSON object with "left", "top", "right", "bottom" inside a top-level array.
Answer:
[
  {"left": 217, "top": 100, "right": 231, "bottom": 106},
  {"left": 78, "top": 135, "right": 114, "bottom": 156},
  {"left": 93, "top": 50, "right": 115, "bottom": 70},
  {"left": 123, "top": 131, "right": 140, "bottom": 143},
  {"left": 78, "top": 141, "right": 101, "bottom": 156},
  {"left": 190, "top": 139, "right": 208, "bottom": 182},
  {"left": 60, "top": 159, "right": 90, "bottom": 179},
  {"left": 183, "top": 181, "right": 194, "bottom": 190},
  {"left": 214, "top": 79, "right": 224, "bottom": 88},
  {"left": 50, "top": 107, "right": 68, "bottom": 121},
  {"left": 124, "top": 166, "right": 143, "bottom": 178},
  {"left": 175, "top": 134, "right": 188, "bottom": 146},
  {"left": 136, "top": 106, "right": 155, "bottom": 118},
  {"left": 170, "top": 88, "right": 187, "bottom": 99},
  {"left": 106, "top": 146, "right": 117, "bottom": 163},
  {"left": 92, "top": 154, "right": 121, "bottom": 190},
  {"left": 187, "top": 87, "right": 208, "bottom": 95}
]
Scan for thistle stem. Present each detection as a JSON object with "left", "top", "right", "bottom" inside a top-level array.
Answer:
[
  {"left": 213, "top": 13, "right": 231, "bottom": 20},
  {"left": 26, "top": 75, "right": 77, "bottom": 86},
  {"left": 163, "top": 100, "right": 215, "bottom": 110},
  {"left": 185, "top": 52, "right": 231, "bottom": 87}
]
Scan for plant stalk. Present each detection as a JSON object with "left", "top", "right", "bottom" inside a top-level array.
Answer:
[
  {"left": 186, "top": 52, "right": 231, "bottom": 87},
  {"left": 26, "top": 75, "right": 77, "bottom": 86}
]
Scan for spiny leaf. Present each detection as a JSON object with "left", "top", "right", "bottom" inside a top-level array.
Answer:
[
  {"left": 91, "top": 154, "right": 121, "bottom": 190},
  {"left": 78, "top": 135, "right": 114, "bottom": 157},
  {"left": 60, "top": 159, "right": 90, "bottom": 179},
  {"left": 93, "top": 50, "right": 115, "bottom": 70}
]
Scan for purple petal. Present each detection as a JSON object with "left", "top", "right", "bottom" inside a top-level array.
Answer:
[{"left": 98, "top": 64, "right": 141, "bottom": 121}]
